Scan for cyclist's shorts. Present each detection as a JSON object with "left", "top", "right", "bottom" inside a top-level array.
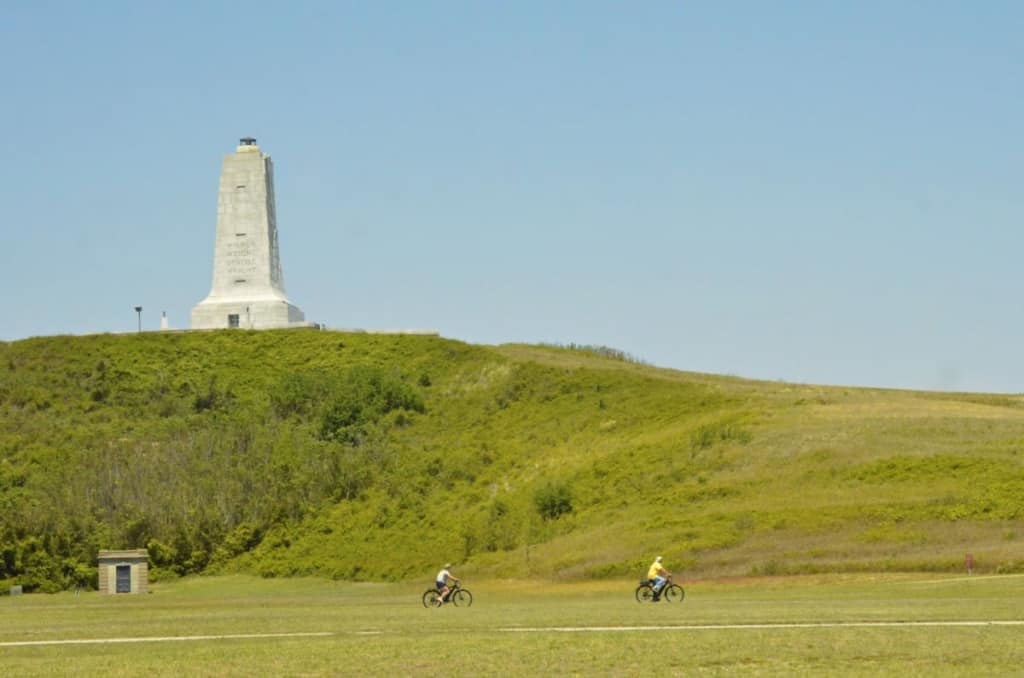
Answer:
[{"left": 436, "top": 581, "right": 445, "bottom": 589}]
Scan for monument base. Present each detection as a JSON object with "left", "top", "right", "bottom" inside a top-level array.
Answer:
[{"left": 191, "top": 298, "right": 306, "bottom": 330}]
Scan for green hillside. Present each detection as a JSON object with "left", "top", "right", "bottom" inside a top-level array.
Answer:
[{"left": 2, "top": 330, "right": 1023, "bottom": 592}]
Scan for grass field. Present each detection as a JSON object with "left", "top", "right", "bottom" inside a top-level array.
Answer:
[{"left": 2, "top": 574, "right": 1022, "bottom": 676}]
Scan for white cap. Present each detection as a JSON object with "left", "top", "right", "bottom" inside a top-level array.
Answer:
[
  {"left": 656, "top": 556, "right": 663, "bottom": 562},
  {"left": 444, "top": 563, "right": 452, "bottom": 569}
]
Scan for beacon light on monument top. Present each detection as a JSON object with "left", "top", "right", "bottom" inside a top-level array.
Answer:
[{"left": 190, "top": 137, "right": 310, "bottom": 330}]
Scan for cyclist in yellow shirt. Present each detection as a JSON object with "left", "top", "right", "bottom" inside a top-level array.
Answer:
[{"left": 647, "top": 556, "right": 672, "bottom": 601}]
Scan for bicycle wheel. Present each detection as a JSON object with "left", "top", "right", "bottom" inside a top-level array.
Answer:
[
  {"left": 452, "top": 588, "right": 473, "bottom": 607},
  {"left": 635, "top": 584, "right": 655, "bottom": 603},
  {"left": 422, "top": 589, "right": 440, "bottom": 608},
  {"left": 663, "top": 584, "right": 685, "bottom": 603}
]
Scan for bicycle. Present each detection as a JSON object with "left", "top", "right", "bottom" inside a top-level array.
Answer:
[
  {"left": 635, "top": 576, "right": 684, "bottom": 603},
  {"left": 422, "top": 581, "right": 473, "bottom": 607}
]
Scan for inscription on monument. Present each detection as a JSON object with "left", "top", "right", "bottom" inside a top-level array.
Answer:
[{"left": 224, "top": 239, "right": 257, "bottom": 275}]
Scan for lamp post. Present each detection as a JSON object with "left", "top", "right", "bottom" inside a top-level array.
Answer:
[{"left": 134, "top": 306, "right": 143, "bottom": 333}]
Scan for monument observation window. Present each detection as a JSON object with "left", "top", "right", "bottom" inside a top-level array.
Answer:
[{"left": 228, "top": 314, "right": 240, "bottom": 328}]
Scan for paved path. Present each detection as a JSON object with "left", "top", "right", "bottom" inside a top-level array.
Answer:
[
  {"left": 5, "top": 620, "right": 1023, "bottom": 647},
  {"left": 501, "top": 620, "right": 1024, "bottom": 633},
  {"left": 0, "top": 632, "right": 332, "bottom": 648}
]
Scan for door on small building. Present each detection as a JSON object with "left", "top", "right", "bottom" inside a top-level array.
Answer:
[{"left": 115, "top": 565, "right": 131, "bottom": 593}]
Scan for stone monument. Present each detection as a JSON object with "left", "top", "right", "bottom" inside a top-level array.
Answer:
[{"left": 191, "top": 137, "right": 307, "bottom": 330}]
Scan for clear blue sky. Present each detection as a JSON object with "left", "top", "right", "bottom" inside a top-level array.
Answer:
[{"left": 2, "top": 1, "right": 1022, "bottom": 393}]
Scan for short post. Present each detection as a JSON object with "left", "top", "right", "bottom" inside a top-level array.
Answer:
[{"left": 965, "top": 553, "right": 974, "bottom": 575}]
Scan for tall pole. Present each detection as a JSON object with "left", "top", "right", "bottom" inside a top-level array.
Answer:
[{"left": 134, "top": 306, "right": 143, "bottom": 333}]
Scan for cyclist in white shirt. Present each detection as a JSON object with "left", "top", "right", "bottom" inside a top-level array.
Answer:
[{"left": 435, "top": 563, "right": 459, "bottom": 607}]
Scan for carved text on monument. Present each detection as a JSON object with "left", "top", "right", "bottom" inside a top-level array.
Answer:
[{"left": 224, "top": 240, "right": 257, "bottom": 275}]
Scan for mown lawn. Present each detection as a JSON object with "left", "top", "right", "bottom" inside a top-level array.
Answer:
[{"left": 2, "top": 574, "right": 1022, "bottom": 676}]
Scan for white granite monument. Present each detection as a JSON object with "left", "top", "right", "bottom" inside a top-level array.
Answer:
[{"left": 191, "top": 137, "right": 307, "bottom": 330}]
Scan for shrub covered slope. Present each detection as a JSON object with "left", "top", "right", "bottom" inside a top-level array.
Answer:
[{"left": 1, "top": 330, "right": 1023, "bottom": 591}]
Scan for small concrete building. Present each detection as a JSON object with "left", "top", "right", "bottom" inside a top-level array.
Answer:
[{"left": 97, "top": 549, "right": 149, "bottom": 594}]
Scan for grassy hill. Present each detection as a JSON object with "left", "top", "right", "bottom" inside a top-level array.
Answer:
[{"left": 2, "top": 330, "right": 1023, "bottom": 592}]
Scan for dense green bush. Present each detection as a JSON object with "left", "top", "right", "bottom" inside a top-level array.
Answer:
[
  {"left": 317, "top": 365, "right": 425, "bottom": 443},
  {"left": 534, "top": 480, "right": 574, "bottom": 520}
]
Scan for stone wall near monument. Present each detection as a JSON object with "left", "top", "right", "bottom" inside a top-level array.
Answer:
[{"left": 191, "top": 138, "right": 308, "bottom": 330}]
